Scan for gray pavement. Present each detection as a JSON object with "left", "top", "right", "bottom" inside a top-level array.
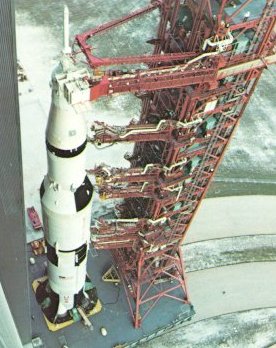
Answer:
[
  {"left": 185, "top": 196, "right": 276, "bottom": 243},
  {"left": 186, "top": 262, "right": 276, "bottom": 323}
]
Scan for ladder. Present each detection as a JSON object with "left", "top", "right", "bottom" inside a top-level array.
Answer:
[{"left": 247, "top": 0, "right": 275, "bottom": 54}]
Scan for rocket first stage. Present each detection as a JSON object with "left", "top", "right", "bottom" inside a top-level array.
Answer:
[{"left": 34, "top": 57, "right": 101, "bottom": 329}]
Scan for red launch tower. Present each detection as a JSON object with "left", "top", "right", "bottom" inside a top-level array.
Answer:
[{"left": 69, "top": 0, "right": 276, "bottom": 328}]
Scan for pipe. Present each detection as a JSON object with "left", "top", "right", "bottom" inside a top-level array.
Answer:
[
  {"left": 163, "top": 159, "right": 187, "bottom": 173},
  {"left": 202, "top": 32, "right": 234, "bottom": 52},
  {"left": 118, "top": 120, "right": 167, "bottom": 139}
]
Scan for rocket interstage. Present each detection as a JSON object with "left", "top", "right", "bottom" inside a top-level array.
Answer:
[{"left": 35, "top": 59, "right": 101, "bottom": 328}]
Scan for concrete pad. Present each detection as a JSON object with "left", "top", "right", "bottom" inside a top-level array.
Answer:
[
  {"left": 185, "top": 196, "right": 276, "bottom": 243},
  {"left": 187, "top": 262, "right": 276, "bottom": 322}
]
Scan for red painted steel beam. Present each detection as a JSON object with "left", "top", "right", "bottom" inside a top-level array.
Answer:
[
  {"left": 206, "top": 0, "right": 213, "bottom": 20},
  {"left": 89, "top": 65, "right": 218, "bottom": 100},
  {"left": 186, "top": 0, "right": 210, "bottom": 51},
  {"left": 76, "top": 1, "right": 161, "bottom": 40},
  {"left": 217, "top": 0, "right": 228, "bottom": 24},
  {"left": 83, "top": 52, "right": 276, "bottom": 102},
  {"left": 75, "top": 1, "right": 162, "bottom": 67},
  {"left": 115, "top": 250, "right": 187, "bottom": 328},
  {"left": 80, "top": 52, "right": 197, "bottom": 68},
  {"left": 230, "top": 17, "right": 260, "bottom": 30}
]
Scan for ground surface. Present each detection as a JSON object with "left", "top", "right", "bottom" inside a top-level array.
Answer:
[
  {"left": 185, "top": 196, "right": 276, "bottom": 243},
  {"left": 184, "top": 234, "right": 276, "bottom": 272},
  {"left": 140, "top": 308, "right": 276, "bottom": 348},
  {"left": 187, "top": 262, "right": 276, "bottom": 322}
]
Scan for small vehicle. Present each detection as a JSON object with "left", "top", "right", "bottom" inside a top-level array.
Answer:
[{"left": 27, "top": 206, "right": 43, "bottom": 230}]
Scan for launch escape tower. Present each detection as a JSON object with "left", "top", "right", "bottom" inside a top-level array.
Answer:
[{"left": 44, "top": 0, "right": 276, "bottom": 329}]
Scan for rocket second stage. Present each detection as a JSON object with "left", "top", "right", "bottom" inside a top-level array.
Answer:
[{"left": 36, "top": 58, "right": 100, "bottom": 325}]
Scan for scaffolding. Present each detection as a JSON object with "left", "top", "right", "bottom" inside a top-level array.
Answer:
[{"left": 69, "top": 0, "right": 276, "bottom": 328}]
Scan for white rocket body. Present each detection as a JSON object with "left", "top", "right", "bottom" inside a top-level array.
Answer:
[{"left": 40, "top": 61, "right": 93, "bottom": 316}]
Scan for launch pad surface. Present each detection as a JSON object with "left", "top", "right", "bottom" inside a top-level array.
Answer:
[
  {"left": 29, "top": 248, "right": 194, "bottom": 348},
  {"left": 32, "top": 276, "right": 102, "bottom": 332}
]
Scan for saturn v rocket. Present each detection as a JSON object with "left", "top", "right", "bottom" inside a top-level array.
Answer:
[{"left": 35, "top": 7, "right": 100, "bottom": 327}]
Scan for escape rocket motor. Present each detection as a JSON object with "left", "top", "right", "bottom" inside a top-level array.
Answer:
[{"left": 39, "top": 59, "right": 94, "bottom": 318}]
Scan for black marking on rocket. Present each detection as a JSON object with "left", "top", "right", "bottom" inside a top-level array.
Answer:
[
  {"left": 46, "top": 139, "right": 87, "bottom": 158},
  {"left": 40, "top": 181, "right": 45, "bottom": 198},
  {"left": 46, "top": 241, "right": 58, "bottom": 266},
  {"left": 74, "top": 243, "right": 87, "bottom": 266},
  {"left": 46, "top": 241, "right": 88, "bottom": 267},
  {"left": 74, "top": 175, "right": 93, "bottom": 212}
]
